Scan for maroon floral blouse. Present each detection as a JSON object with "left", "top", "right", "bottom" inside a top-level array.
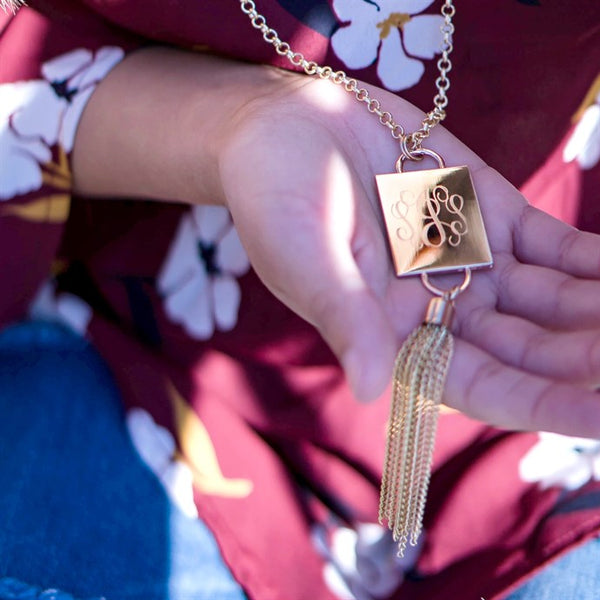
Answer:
[{"left": 1, "top": 1, "right": 599, "bottom": 599}]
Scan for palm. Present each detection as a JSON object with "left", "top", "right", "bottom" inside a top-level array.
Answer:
[{"left": 220, "top": 76, "right": 600, "bottom": 437}]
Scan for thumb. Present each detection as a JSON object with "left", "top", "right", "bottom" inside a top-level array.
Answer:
[
  {"left": 232, "top": 202, "right": 397, "bottom": 401},
  {"left": 299, "top": 260, "right": 397, "bottom": 402},
  {"left": 222, "top": 143, "right": 397, "bottom": 399},
  {"left": 327, "top": 286, "right": 396, "bottom": 402}
]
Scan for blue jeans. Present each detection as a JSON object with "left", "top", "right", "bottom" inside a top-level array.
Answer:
[
  {"left": 0, "top": 321, "right": 598, "bottom": 600},
  {"left": 0, "top": 321, "right": 246, "bottom": 600},
  {"left": 504, "top": 536, "right": 600, "bottom": 600}
]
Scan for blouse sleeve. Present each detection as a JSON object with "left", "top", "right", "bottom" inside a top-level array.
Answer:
[{"left": 0, "top": 2, "right": 142, "bottom": 327}]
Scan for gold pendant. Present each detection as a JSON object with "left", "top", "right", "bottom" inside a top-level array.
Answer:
[
  {"left": 376, "top": 149, "right": 492, "bottom": 555},
  {"left": 375, "top": 150, "right": 492, "bottom": 277}
]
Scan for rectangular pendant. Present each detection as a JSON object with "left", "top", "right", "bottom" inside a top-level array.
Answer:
[{"left": 376, "top": 166, "right": 493, "bottom": 277}]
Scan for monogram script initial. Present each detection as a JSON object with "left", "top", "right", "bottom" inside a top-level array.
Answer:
[{"left": 390, "top": 185, "right": 468, "bottom": 250}]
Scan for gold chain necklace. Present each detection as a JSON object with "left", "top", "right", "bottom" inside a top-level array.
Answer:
[
  {"left": 240, "top": 0, "right": 493, "bottom": 556},
  {"left": 1, "top": 0, "right": 25, "bottom": 13},
  {"left": 240, "top": 0, "right": 455, "bottom": 152}
]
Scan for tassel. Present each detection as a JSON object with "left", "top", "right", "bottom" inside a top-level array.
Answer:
[
  {"left": 0, "top": 0, "right": 25, "bottom": 13},
  {"left": 379, "top": 295, "right": 455, "bottom": 556}
]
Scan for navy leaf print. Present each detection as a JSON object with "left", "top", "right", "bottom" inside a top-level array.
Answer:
[{"left": 276, "top": 0, "right": 338, "bottom": 37}]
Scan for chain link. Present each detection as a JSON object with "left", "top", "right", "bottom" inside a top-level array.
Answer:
[
  {"left": 407, "top": 0, "right": 455, "bottom": 151},
  {"left": 240, "top": 0, "right": 455, "bottom": 155}
]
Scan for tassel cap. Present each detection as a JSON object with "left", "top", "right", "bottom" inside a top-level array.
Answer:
[{"left": 424, "top": 297, "right": 455, "bottom": 328}]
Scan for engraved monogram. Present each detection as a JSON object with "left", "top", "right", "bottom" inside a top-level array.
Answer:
[
  {"left": 390, "top": 184, "right": 468, "bottom": 250},
  {"left": 375, "top": 166, "right": 492, "bottom": 277}
]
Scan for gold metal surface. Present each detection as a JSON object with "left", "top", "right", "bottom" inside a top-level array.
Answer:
[
  {"left": 424, "top": 297, "right": 455, "bottom": 328},
  {"left": 376, "top": 166, "right": 492, "bottom": 277},
  {"left": 379, "top": 322, "right": 453, "bottom": 556}
]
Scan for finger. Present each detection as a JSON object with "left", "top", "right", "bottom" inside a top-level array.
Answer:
[
  {"left": 223, "top": 137, "right": 398, "bottom": 401},
  {"left": 303, "top": 179, "right": 397, "bottom": 402},
  {"left": 247, "top": 209, "right": 396, "bottom": 402},
  {"left": 513, "top": 205, "right": 600, "bottom": 279},
  {"left": 255, "top": 208, "right": 397, "bottom": 401},
  {"left": 445, "top": 339, "right": 600, "bottom": 438},
  {"left": 457, "top": 307, "right": 600, "bottom": 387},
  {"left": 492, "top": 254, "right": 600, "bottom": 330},
  {"left": 312, "top": 281, "right": 397, "bottom": 402}
]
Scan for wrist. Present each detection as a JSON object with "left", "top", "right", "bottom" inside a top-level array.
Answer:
[
  {"left": 178, "top": 53, "right": 292, "bottom": 209},
  {"left": 71, "top": 46, "right": 286, "bottom": 208}
]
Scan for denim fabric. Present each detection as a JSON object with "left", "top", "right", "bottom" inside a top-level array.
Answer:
[
  {"left": 505, "top": 536, "right": 600, "bottom": 600},
  {"left": 0, "top": 576, "right": 104, "bottom": 599},
  {"left": 0, "top": 321, "right": 246, "bottom": 600},
  {"left": 0, "top": 321, "right": 598, "bottom": 600}
]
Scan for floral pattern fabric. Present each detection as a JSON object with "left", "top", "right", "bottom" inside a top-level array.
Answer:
[
  {"left": 519, "top": 432, "right": 600, "bottom": 492},
  {"left": 126, "top": 407, "right": 199, "bottom": 519},
  {"left": 157, "top": 205, "right": 250, "bottom": 340},
  {"left": 0, "top": 577, "right": 104, "bottom": 600},
  {"left": 1, "top": 2, "right": 600, "bottom": 600},
  {"left": 563, "top": 81, "right": 600, "bottom": 170},
  {"left": 331, "top": 0, "right": 444, "bottom": 91},
  {"left": 0, "top": 47, "right": 124, "bottom": 200}
]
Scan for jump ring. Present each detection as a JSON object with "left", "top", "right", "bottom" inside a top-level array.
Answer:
[
  {"left": 420, "top": 268, "right": 472, "bottom": 301},
  {"left": 396, "top": 146, "right": 446, "bottom": 173},
  {"left": 399, "top": 135, "right": 422, "bottom": 162}
]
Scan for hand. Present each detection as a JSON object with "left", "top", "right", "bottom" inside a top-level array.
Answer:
[
  {"left": 73, "top": 47, "right": 600, "bottom": 437},
  {"left": 218, "top": 74, "right": 600, "bottom": 437}
]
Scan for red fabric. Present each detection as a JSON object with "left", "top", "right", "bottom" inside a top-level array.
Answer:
[{"left": 1, "top": 2, "right": 599, "bottom": 600}]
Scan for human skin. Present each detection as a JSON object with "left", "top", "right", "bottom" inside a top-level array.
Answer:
[{"left": 72, "top": 46, "right": 600, "bottom": 437}]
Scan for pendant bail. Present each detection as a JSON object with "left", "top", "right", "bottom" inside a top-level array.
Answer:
[
  {"left": 421, "top": 267, "right": 472, "bottom": 301},
  {"left": 395, "top": 146, "right": 445, "bottom": 173},
  {"left": 421, "top": 267, "right": 471, "bottom": 329}
]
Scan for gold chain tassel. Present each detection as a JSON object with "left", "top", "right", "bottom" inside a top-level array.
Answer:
[{"left": 379, "top": 296, "right": 455, "bottom": 556}]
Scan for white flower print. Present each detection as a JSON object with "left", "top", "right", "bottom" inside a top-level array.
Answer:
[
  {"left": 312, "top": 522, "right": 421, "bottom": 600},
  {"left": 126, "top": 407, "right": 198, "bottom": 519},
  {"left": 28, "top": 280, "right": 92, "bottom": 336},
  {"left": 331, "top": 0, "right": 444, "bottom": 92},
  {"left": 519, "top": 432, "right": 600, "bottom": 491},
  {"left": 563, "top": 91, "right": 600, "bottom": 170},
  {"left": 157, "top": 205, "right": 250, "bottom": 340},
  {"left": 0, "top": 46, "right": 124, "bottom": 200}
]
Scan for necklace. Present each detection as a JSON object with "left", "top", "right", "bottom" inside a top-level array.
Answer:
[
  {"left": 240, "top": 0, "right": 493, "bottom": 556},
  {"left": 1, "top": 1, "right": 25, "bottom": 13}
]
